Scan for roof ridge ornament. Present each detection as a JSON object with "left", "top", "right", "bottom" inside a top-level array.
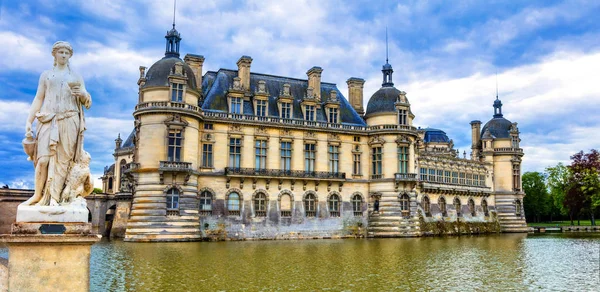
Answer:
[
  {"left": 382, "top": 27, "right": 394, "bottom": 87},
  {"left": 164, "top": 0, "right": 181, "bottom": 58}
]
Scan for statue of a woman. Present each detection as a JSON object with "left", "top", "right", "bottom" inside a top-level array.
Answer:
[{"left": 22, "top": 41, "right": 92, "bottom": 206}]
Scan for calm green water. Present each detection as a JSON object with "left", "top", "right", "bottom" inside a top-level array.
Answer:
[
  {"left": 1, "top": 233, "right": 598, "bottom": 291},
  {"left": 84, "top": 234, "right": 600, "bottom": 291}
]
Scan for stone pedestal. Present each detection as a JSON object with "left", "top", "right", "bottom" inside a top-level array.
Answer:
[{"left": 0, "top": 222, "right": 100, "bottom": 292}]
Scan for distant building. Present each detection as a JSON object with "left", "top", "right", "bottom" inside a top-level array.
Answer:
[{"left": 96, "top": 25, "right": 527, "bottom": 241}]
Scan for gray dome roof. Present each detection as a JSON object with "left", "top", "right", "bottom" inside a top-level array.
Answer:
[
  {"left": 365, "top": 87, "right": 402, "bottom": 117},
  {"left": 423, "top": 128, "right": 450, "bottom": 143},
  {"left": 481, "top": 117, "right": 512, "bottom": 139},
  {"left": 142, "top": 57, "right": 197, "bottom": 90}
]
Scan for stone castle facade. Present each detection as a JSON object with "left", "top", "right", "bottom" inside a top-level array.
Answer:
[{"left": 95, "top": 26, "right": 527, "bottom": 242}]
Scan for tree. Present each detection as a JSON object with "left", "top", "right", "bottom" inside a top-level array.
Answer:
[
  {"left": 546, "top": 163, "right": 570, "bottom": 220},
  {"left": 522, "top": 172, "right": 550, "bottom": 223},
  {"left": 93, "top": 188, "right": 103, "bottom": 194},
  {"left": 568, "top": 149, "right": 600, "bottom": 225}
]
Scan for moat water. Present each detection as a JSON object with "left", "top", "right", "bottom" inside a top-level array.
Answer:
[{"left": 2, "top": 233, "right": 599, "bottom": 291}]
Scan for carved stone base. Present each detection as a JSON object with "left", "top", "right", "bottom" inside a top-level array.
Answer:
[
  {"left": 16, "top": 197, "right": 89, "bottom": 223},
  {"left": 11, "top": 222, "right": 92, "bottom": 235}
]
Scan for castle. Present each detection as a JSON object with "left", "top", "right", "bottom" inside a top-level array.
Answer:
[{"left": 93, "top": 25, "right": 527, "bottom": 242}]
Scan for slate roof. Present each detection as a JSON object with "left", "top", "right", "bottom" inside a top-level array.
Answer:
[
  {"left": 142, "top": 57, "right": 197, "bottom": 90},
  {"left": 122, "top": 130, "right": 136, "bottom": 148},
  {"left": 481, "top": 117, "right": 512, "bottom": 139},
  {"left": 422, "top": 128, "right": 450, "bottom": 143},
  {"left": 200, "top": 69, "right": 366, "bottom": 126},
  {"left": 365, "top": 86, "right": 402, "bottom": 117}
]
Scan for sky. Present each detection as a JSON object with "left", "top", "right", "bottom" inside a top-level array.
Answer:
[{"left": 0, "top": 0, "right": 599, "bottom": 189}]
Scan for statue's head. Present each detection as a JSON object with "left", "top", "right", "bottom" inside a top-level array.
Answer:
[{"left": 51, "top": 41, "right": 73, "bottom": 67}]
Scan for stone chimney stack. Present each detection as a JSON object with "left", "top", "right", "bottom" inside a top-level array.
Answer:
[
  {"left": 470, "top": 120, "right": 481, "bottom": 159},
  {"left": 346, "top": 77, "right": 365, "bottom": 115},
  {"left": 184, "top": 54, "right": 205, "bottom": 89},
  {"left": 237, "top": 56, "right": 253, "bottom": 91},
  {"left": 307, "top": 66, "right": 323, "bottom": 101}
]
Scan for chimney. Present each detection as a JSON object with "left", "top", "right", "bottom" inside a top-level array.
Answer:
[
  {"left": 307, "top": 66, "right": 323, "bottom": 101},
  {"left": 236, "top": 56, "right": 253, "bottom": 91},
  {"left": 346, "top": 77, "right": 365, "bottom": 115},
  {"left": 470, "top": 120, "right": 481, "bottom": 159},
  {"left": 184, "top": 54, "right": 205, "bottom": 89}
]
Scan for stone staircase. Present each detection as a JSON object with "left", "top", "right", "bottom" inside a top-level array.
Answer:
[
  {"left": 367, "top": 192, "right": 420, "bottom": 237},
  {"left": 495, "top": 195, "right": 528, "bottom": 233}
]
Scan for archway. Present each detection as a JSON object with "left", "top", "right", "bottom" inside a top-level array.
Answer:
[{"left": 104, "top": 205, "right": 116, "bottom": 237}]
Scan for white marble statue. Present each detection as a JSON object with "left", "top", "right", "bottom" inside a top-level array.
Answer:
[{"left": 21, "top": 41, "right": 93, "bottom": 207}]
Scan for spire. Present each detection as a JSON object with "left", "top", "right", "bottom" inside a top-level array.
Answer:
[
  {"left": 493, "top": 73, "right": 503, "bottom": 118},
  {"left": 165, "top": 0, "right": 181, "bottom": 58},
  {"left": 382, "top": 27, "right": 394, "bottom": 87}
]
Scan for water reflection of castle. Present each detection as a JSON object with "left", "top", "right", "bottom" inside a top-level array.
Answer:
[{"left": 94, "top": 25, "right": 527, "bottom": 241}]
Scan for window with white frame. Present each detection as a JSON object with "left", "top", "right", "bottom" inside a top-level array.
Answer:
[
  {"left": 444, "top": 170, "right": 451, "bottom": 183},
  {"left": 199, "top": 191, "right": 212, "bottom": 215},
  {"left": 256, "top": 99, "right": 267, "bottom": 116},
  {"left": 372, "top": 147, "right": 383, "bottom": 179},
  {"left": 202, "top": 144, "right": 213, "bottom": 168},
  {"left": 168, "top": 130, "right": 182, "bottom": 162},
  {"left": 398, "top": 109, "right": 407, "bottom": 125},
  {"left": 304, "top": 105, "right": 315, "bottom": 121},
  {"left": 280, "top": 141, "right": 292, "bottom": 171},
  {"left": 166, "top": 188, "right": 179, "bottom": 210},
  {"left": 398, "top": 146, "right": 409, "bottom": 174},
  {"left": 304, "top": 143, "right": 316, "bottom": 172},
  {"left": 429, "top": 169, "right": 436, "bottom": 182},
  {"left": 328, "top": 194, "right": 340, "bottom": 217},
  {"left": 328, "top": 108, "right": 338, "bottom": 123},
  {"left": 459, "top": 172, "right": 466, "bottom": 185},
  {"left": 352, "top": 194, "right": 363, "bottom": 216},
  {"left": 281, "top": 102, "right": 292, "bottom": 119},
  {"left": 400, "top": 194, "right": 410, "bottom": 218},
  {"left": 353, "top": 153, "right": 361, "bottom": 175},
  {"left": 171, "top": 83, "right": 184, "bottom": 102},
  {"left": 420, "top": 167, "right": 427, "bottom": 181},
  {"left": 328, "top": 145, "right": 339, "bottom": 173},
  {"left": 305, "top": 193, "right": 316, "bottom": 217},
  {"left": 255, "top": 140, "right": 267, "bottom": 170},
  {"left": 230, "top": 97, "right": 242, "bottom": 114},
  {"left": 254, "top": 192, "right": 267, "bottom": 217},
  {"left": 437, "top": 169, "right": 444, "bottom": 183},
  {"left": 229, "top": 138, "right": 242, "bottom": 168},
  {"left": 439, "top": 197, "right": 447, "bottom": 216},
  {"left": 227, "top": 192, "right": 240, "bottom": 215},
  {"left": 513, "top": 164, "right": 521, "bottom": 191},
  {"left": 452, "top": 171, "right": 458, "bottom": 184}
]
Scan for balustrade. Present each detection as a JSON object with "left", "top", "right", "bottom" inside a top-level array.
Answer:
[{"left": 224, "top": 167, "right": 346, "bottom": 180}]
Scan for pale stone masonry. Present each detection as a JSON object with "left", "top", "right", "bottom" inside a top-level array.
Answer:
[{"left": 97, "top": 26, "right": 527, "bottom": 241}]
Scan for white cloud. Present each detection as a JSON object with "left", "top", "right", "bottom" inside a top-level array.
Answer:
[{"left": 0, "top": 100, "right": 29, "bottom": 133}]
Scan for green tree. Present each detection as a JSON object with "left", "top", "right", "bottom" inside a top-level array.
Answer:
[
  {"left": 568, "top": 149, "right": 600, "bottom": 225},
  {"left": 93, "top": 188, "right": 103, "bottom": 194},
  {"left": 546, "top": 163, "right": 570, "bottom": 220},
  {"left": 522, "top": 172, "right": 550, "bottom": 223}
]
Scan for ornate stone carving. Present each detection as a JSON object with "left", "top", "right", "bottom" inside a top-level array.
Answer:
[{"left": 368, "top": 136, "right": 385, "bottom": 146}]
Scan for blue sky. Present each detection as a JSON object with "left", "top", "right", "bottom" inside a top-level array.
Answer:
[{"left": 1, "top": 0, "right": 599, "bottom": 188}]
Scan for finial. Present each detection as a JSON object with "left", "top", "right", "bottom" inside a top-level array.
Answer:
[
  {"left": 172, "top": 0, "right": 177, "bottom": 29},
  {"left": 385, "top": 26, "right": 389, "bottom": 64},
  {"left": 495, "top": 70, "right": 498, "bottom": 100}
]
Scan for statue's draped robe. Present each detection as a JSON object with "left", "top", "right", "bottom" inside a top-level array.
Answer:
[{"left": 35, "top": 70, "right": 83, "bottom": 205}]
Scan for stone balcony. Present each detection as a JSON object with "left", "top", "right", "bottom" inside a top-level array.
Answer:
[
  {"left": 122, "top": 162, "right": 140, "bottom": 174},
  {"left": 394, "top": 173, "right": 418, "bottom": 182},
  {"left": 419, "top": 181, "right": 492, "bottom": 196},
  {"left": 224, "top": 167, "right": 346, "bottom": 181},
  {"left": 159, "top": 161, "right": 193, "bottom": 184}
]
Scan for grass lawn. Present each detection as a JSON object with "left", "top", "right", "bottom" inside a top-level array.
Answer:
[{"left": 527, "top": 220, "right": 594, "bottom": 227}]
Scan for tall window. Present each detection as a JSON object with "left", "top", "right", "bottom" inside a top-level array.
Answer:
[
  {"left": 479, "top": 174, "right": 485, "bottom": 187},
  {"left": 372, "top": 147, "right": 383, "bottom": 179},
  {"left": 171, "top": 83, "right": 184, "bottom": 102},
  {"left": 512, "top": 136, "right": 519, "bottom": 148},
  {"left": 420, "top": 168, "right": 427, "bottom": 181},
  {"left": 473, "top": 174, "right": 479, "bottom": 186},
  {"left": 459, "top": 173, "right": 466, "bottom": 185},
  {"left": 400, "top": 194, "right": 410, "bottom": 218},
  {"left": 281, "top": 102, "right": 291, "bottom": 119},
  {"left": 444, "top": 171, "right": 451, "bottom": 183},
  {"left": 304, "top": 105, "right": 315, "bottom": 121},
  {"left": 166, "top": 188, "right": 179, "bottom": 210},
  {"left": 482, "top": 199, "right": 489, "bottom": 216},
  {"left": 305, "top": 193, "right": 316, "bottom": 217},
  {"left": 328, "top": 194, "right": 340, "bottom": 217},
  {"left": 254, "top": 193, "right": 267, "bottom": 217},
  {"left": 199, "top": 191, "right": 212, "bottom": 215},
  {"left": 437, "top": 169, "right": 444, "bottom": 183},
  {"left": 280, "top": 141, "right": 292, "bottom": 171},
  {"left": 422, "top": 196, "right": 431, "bottom": 217},
  {"left": 466, "top": 173, "right": 473, "bottom": 186},
  {"left": 429, "top": 169, "right": 436, "bottom": 182},
  {"left": 168, "top": 130, "right": 182, "bottom": 162},
  {"left": 280, "top": 194, "right": 292, "bottom": 217},
  {"left": 353, "top": 153, "right": 361, "bottom": 175},
  {"left": 452, "top": 171, "right": 458, "bottom": 184},
  {"left": 256, "top": 100, "right": 267, "bottom": 116},
  {"left": 439, "top": 197, "right": 447, "bottom": 216},
  {"left": 202, "top": 144, "right": 213, "bottom": 168},
  {"left": 328, "top": 108, "right": 338, "bottom": 123},
  {"left": 352, "top": 194, "right": 363, "bottom": 216},
  {"left": 227, "top": 192, "right": 240, "bottom": 215},
  {"left": 468, "top": 199, "right": 476, "bottom": 216},
  {"left": 515, "top": 199, "right": 523, "bottom": 217},
  {"left": 513, "top": 164, "right": 521, "bottom": 191},
  {"left": 229, "top": 138, "right": 242, "bottom": 168},
  {"left": 305, "top": 144, "right": 316, "bottom": 172},
  {"left": 398, "top": 109, "right": 407, "bottom": 125},
  {"left": 230, "top": 97, "right": 242, "bottom": 114},
  {"left": 454, "top": 197, "right": 461, "bottom": 217},
  {"left": 255, "top": 140, "right": 267, "bottom": 170},
  {"left": 398, "top": 146, "right": 409, "bottom": 173},
  {"left": 329, "top": 145, "right": 339, "bottom": 173}
]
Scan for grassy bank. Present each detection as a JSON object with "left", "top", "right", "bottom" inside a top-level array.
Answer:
[{"left": 528, "top": 220, "right": 593, "bottom": 227}]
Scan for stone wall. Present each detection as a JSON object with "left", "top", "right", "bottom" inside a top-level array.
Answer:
[{"left": 0, "top": 189, "right": 31, "bottom": 234}]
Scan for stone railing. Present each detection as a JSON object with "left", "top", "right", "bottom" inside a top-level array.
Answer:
[
  {"left": 135, "top": 101, "right": 201, "bottom": 114},
  {"left": 494, "top": 147, "right": 523, "bottom": 153},
  {"left": 159, "top": 161, "right": 193, "bottom": 172},
  {"left": 224, "top": 167, "right": 346, "bottom": 180},
  {"left": 394, "top": 173, "right": 418, "bottom": 181},
  {"left": 122, "top": 162, "right": 140, "bottom": 173}
]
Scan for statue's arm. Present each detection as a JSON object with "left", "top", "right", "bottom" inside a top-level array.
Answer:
[{"left": 25, "top": 72, "right": 47, "bottom": 135}]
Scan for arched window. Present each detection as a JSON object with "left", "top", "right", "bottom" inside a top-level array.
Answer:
[
  {"left": 166, "top": 188, "right": 179, "bottom": 216},
  {"left": 227, "top": 192, "right": 240, "bottom": 216},
  {"left": 482, "top": 199, "right": 489, "bottom": 217},
  {"left": 454, "top": 197, "right": 461, "bottom": 217},
  {"left": 515, "top": 199, "right": 522, "bottom": 217},
  {"left": 468, "top": 199, "right": 476, "bottom": 216},
  {"left": 254, "top": 192, "right": 267, "bottom": 217},
  {"left": 328, "top": 194, "right": 340, "bottom": 217},
  {"left": 352, "top": 194, "right": 363, "bottom": 217},
  {"left": 439, "top": 197, "right": 447, "bottom": 217},
  {"left": 400, "top": 194, "right": 410, "bottom": 218},
  {"left": 280, "top": 193, "right": 292, "bottom": 217},
  {"left": 305, "top": 193, "right": 316, "bottom": 217},
  {"left": 108, "top": 177, "right": 113, "bottom": 190},
  {"left": 199, "top": 191, "right": 212, "bottom": 216},
  {"left": 422, "top": 196, "right": 431, "bottom": 217}
]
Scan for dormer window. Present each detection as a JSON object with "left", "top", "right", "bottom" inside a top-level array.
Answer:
[
  {"left": 305, "top": 105, "right": 315, "bottom": 121},
  {"left": 230, "top": 97, "right": 242, "bottom": 114},
  {"left": 281, "top": 102, "right": 292, "bottom": 119},
  {"left": 328, "top": 108, "right": 339, "bottom": 124},
  {"left": 398, "top": 109, "right": 407, "bottom": 125},
  {"left": 171, "top": 82, "right": 184, "bottom": 102},
  {"left": 512, "top": 136, "right": 519, "bottom": 148},
  {"left": 256, "top": 99, "right": 267, "bottom": 116}
]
